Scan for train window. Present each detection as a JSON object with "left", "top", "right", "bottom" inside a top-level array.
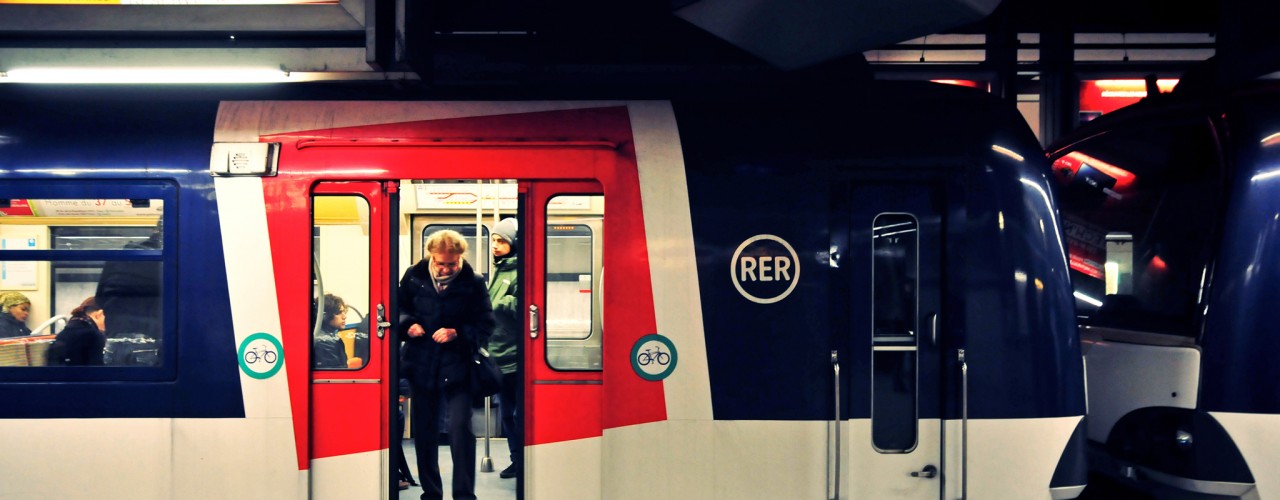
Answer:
[
  {"left": 310, "top": 195, "right": 371, "bottom": 370},
  {"left": 1052, "top": 117, "right": 1223, "bottom": 337},
  {"left": 545, "top": 195, "right": 603, "bottom": 371},
  {"left": 0, "top": 193, "right": 168, "bottom": 371},
  {"left": 871, "top": 213, "right": 919, "bottom": 452},
  {"left": 422, "top": 224, "right": 491, "bottom": 279}
]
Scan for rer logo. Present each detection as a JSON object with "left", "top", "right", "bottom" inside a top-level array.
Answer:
[{"left": 730, "top": 234, "right": 801, "bottom": 304}]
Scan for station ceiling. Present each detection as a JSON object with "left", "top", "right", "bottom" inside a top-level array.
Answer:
[{"left": 0, "top": 0, "right": 1246, "bottom": 91}]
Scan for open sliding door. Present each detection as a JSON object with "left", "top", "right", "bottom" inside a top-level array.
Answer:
[
  {"left": 524, "top": 180, "right": 605, "bottom": 499},
  {"left": 309, "top": 181, "right": 396, "bottom": 499}
]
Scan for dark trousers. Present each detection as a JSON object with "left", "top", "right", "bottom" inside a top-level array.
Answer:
[
  {"left": 395, "top": 405, "right": 415, "bottom": 484},
  {"left": 499, "top": 372, "right": 523, "bottom": 467},
  {"left": 411, "top": 382, "right": 475, "bottom": 500}
]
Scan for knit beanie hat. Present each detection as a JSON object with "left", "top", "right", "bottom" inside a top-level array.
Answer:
[
  {"left": 1, "top": 292, "right": 30, "bottom": 310},
  {"left": 493, "top": 217, "right": 519, "bottom": 245}
]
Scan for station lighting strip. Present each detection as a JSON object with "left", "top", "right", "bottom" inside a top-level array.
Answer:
[
  {"left": 0, "top": 67, "right": 296, "bottom": 84},
  {"left": 0, "top": 67, "right": 422, "bottom": 84}
]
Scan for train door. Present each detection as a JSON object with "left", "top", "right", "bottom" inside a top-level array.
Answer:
[
  {"left": 308, "top": 181, "right": 395, "bottom": 498},
  {"left": 844, "top": 183, "right": 944, "bottom": 498},
  {"left": 524, "top": 181, "right": 605, "bottom": 499}
]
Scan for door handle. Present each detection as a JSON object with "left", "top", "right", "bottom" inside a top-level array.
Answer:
[
  {"left": 929, "top": 313, "right": 938, "bottom": 347},
  {"left": 376, "top": 304, "right": 391, "bottom": 339},
  {"left": 529, "top": 305, "right": 539, "bottom": 338},
  {"left": 910, "top": 464, "right": 938, "bottom": 479}
]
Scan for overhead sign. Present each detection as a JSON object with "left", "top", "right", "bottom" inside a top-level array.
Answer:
[{"left": 730, "top": 234, "right": 800, "bottom": 304}]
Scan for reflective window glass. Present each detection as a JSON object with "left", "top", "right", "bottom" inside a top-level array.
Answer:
[
  {"left": 871, "top": 213, "right": 918, "bottom": 452},
  {"left": 311, "top": 195, "right": 371, "bottom": 370},
  {"left": 545, "top": 195, "right": 603, "bottom": 371}
]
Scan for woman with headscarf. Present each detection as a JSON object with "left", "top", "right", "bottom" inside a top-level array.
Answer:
[
  {"left": 47, "top": 296, "right": 107, "bottom": 366},
  {"left": 0, "top": 292, "right": 32, "bottom": 338}
]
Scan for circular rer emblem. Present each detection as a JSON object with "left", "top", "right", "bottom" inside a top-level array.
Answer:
[
  {"left": 631, "top": 334, "right": 678, "bottom": 381},
  {"left": 730, "top": 234, "right": 801, "bottom": 304},
  {"left": 238, "top": 332, "right": 284, "bottom": 380}
]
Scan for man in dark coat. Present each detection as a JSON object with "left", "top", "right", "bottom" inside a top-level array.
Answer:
[
  {"left": 95, "top": 227, "right": 162, "bottom": 365},
  {"left": 398, "top": 229, "right": 494, "bottom": 500}
]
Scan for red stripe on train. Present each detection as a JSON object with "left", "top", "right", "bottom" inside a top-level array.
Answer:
[{"left": 257, "top": 105, "right": 668, "bottom": 467}]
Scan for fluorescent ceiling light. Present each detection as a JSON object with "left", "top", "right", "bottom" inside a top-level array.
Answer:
[{"left": 1, "top": 67, "right": 293, "bottom": 84}]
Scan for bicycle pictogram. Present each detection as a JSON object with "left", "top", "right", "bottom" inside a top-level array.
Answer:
[
  {"left": 243, "top": 345, "right": 278, "bottom": 365},
  {"left": 637, "top": 345, "right": 671, "bottom": 366}
]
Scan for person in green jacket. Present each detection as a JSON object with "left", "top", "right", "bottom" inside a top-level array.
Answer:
[{"left": 487, "top": 217, "right": 522, "bottom": 479}]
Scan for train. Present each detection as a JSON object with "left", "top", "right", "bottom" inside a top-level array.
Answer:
[
  {"left": 1047, "top": 72, "right": 1280, "bottom": 498},
  {"left": 0, "top": 80, "right": 1085, "bottom": 499}
]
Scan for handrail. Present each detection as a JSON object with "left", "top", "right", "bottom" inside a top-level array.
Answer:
[
  {"left": 312, "top": 253, "right": 326, "bottom": 340},
  {"left": 30, "top": 314, "right": 69, "bottom": 336},
  {"left": 829, "top": 350, "right": 841, "bottom": 500},
  {"left": 959, "top": 348, "right": 969, "bottom": 500}
]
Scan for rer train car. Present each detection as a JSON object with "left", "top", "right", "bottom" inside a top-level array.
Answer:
[
  {"left": 1048, "top": 74, "right": 1280, "bottom": 498},
  {"left": 0, "top": 81, "right": 1085, "bottom": 500}
]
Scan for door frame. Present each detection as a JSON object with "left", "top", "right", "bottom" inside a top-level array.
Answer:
[
  {"left": 841, "top": 181, "right": 946, "bottom": 499},
  {"left": 307, "top": 180, "right": 396, "bottom": 498}
]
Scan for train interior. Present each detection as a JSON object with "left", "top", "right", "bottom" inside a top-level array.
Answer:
[{"left": 0, "top": 198, "right": 164, "bottom": 367}]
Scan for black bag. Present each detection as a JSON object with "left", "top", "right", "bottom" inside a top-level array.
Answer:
[{"left": 470, "top": 347, "right": 502, "bottom": 397}]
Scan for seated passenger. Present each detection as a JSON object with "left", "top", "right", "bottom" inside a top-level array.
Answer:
[
  {"left": 314, "top": 293, "right": 362, "bottom": 369},
  {"left": 0, "top": 292, "right": 32, "bottom": 338},
  {"left": 47, "top": 297, "right": 107, "bottom": 366}
]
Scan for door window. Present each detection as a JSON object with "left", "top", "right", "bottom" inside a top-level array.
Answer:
[
  {"left": 310, "top": 195, "right": 371, "bottom": 370},
  {"left": 871, "top": 213, "right": 919, "bottom": 452},
  {"left": 544, "top": 195, "right": 603, "bottom": 371}
]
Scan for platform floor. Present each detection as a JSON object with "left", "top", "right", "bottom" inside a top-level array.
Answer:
[{"left": 398, "top": 437, "right": 518, "bottom": 499}]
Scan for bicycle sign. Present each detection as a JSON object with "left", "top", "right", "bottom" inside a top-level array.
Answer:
[
  {"left": 243, "top": 345, "right": 278, "bottom": 365},
  {"left": 238, "top": 332, "right": 284, "bottom": 380},
  {"left": 631, "top": 333, "right": 677, "bottom": 381}
]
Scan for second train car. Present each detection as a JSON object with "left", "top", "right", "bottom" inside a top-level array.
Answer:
[
  {"left": 1049, "top": 73, "right": 1280, "bottom": 498},
  {"left": 0, "top": 81, "right": 1085, "bottom": 499}
]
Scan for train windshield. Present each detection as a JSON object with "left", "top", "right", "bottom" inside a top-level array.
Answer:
[{"left": 1052, "top": 117, "right": 1224, "bottom": 337}]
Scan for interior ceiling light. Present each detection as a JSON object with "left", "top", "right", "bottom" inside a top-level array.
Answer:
[
  {"left": 1095, "top": 79, "right": 1179, "bottom": 97},
  {"left": 0, "top": 67, "right": 293, "bottom": 84}
]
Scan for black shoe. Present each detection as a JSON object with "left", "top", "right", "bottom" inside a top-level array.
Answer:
[{"left": 499, "top": 464, "right": 518, "bottom": 479}]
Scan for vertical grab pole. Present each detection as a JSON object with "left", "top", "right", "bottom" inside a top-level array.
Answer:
[
  {"left": 480, "top": 400, "right": 495, "bottom": 472},
  {"left": 829, "top": 350, "right": 841, "bottom": 500},
  {"left": 958, "top": 349, "right": 968, "bottom": 500},
  {"left": 477, "top": 180, "right": 495, "bottom": 473}
]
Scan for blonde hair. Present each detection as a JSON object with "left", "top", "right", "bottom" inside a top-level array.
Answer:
[{"left": 425, "top": 229, "right": 468, "bottom": 258}]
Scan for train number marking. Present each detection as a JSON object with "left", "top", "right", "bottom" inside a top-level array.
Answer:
[
  {"left": 237, "top": 332, "right": 284, "bottom": 380},
  {"left": 730, "top": 234, "right": 801, "bottom": 304}
]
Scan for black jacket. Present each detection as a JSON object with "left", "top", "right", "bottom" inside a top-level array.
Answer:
[
  {"left": 313, "top": 326, "right": 349, "bottom": 370},
  {"left": 47, "top": 317, "right": 106, "bottom": 365},
  {"left": 397, "top": 259, "right": 495, "bottom": 392},
  {"left": 0, "top": 313, "right": 30, "bottom": 339},
  {"left": 95, "top": 236, "right": 162, "bottom": 340}
]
